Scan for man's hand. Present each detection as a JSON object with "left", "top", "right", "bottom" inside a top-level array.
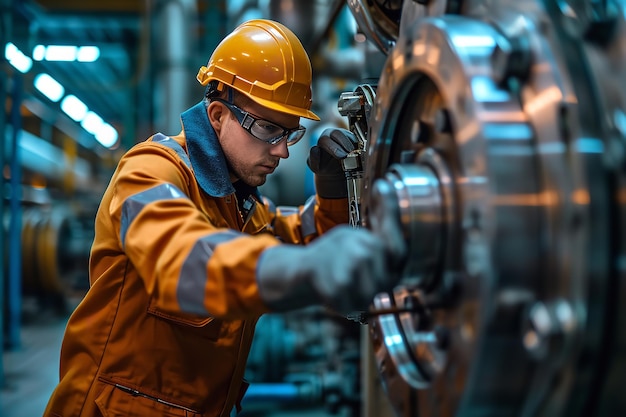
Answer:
[
  {"left": 307, "top": 128, "right": 358, "bottom": 199},
  {"left": 257, "top": 227, "right": 387, "bottom": 313},
  {"left": 257, "top": 214, "right": 407, "bottom": 314}
]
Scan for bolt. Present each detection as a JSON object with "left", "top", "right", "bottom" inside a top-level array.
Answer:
[{"left": 523, "top": 300, "right": 576, "bottom": 359}]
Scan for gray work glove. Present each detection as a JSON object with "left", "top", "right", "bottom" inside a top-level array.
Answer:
[
  {"left": 257, "top": 192, "right": 407, "bottom": 314},
  {"left": 307, "top": 128, "right": 358, "bottom": 199}
]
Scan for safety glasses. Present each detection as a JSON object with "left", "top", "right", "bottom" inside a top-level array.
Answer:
[{"left": 213, "top": 98, "right": 306, "bottom": 146}]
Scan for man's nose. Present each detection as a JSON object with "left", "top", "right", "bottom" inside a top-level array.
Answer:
[{"left": 269, "top": 138, "right": 289, "bottom": 158}]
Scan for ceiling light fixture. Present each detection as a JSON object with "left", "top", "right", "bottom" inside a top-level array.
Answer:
[
  {"left": 77, "top": 46, "right": 100, "bottom": 62},
  {"left": 44, "top": 45, "right": 77, "bottom": 61},
  {"left": 80, "top": 111, "right": 104, "bottom": 135},
  {"left": 96, "top": 123, "right": 119, "bottom": 148},
  {"left": 61, "top": 95, "right": 89, "bottom": 122},
  {"left": 34, "top": 73, "right": 65, "bottom": 102},
  {"left": 32, "top": 44, "right": 101, "bottom": 62},
  {"left": 5, "top": 42, "right": 32, "bottom": 73}
]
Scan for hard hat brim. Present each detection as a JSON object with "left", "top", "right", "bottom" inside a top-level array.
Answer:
[{"left": 248, "top": 93, "right": 321, "bottom": 121}]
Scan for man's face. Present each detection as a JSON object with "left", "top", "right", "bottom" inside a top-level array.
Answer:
[{"left": 212, "top": 99, "right": 300, "bottom": 187}]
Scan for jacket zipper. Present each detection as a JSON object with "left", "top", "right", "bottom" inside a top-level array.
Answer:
[
  {"left": 114, "top": 383, "right": 200, "bottom": 414},
  {"left": 242, "top": 198, "right": 257, "bottom": 229},
  {"left": 232, "top": 194, "right": 257, "bottom": 230}
]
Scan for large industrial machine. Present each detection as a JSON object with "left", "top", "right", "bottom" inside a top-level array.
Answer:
[{"left": 342, "top": 0, "right": 626, "bottom": 416}]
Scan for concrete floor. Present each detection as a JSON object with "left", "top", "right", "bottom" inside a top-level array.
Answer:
[{"left": 2, "top": 314, "right": 66, "bottom": 417}]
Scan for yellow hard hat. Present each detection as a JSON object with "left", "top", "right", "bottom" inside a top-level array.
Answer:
[{"left": 197, "top": 19, "right": 320, "bottom": 121}]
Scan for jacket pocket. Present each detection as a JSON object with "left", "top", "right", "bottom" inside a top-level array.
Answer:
[
  {"left": 147, "top": 301, "right": 222, "bottom": 341},
  {"left": 95, "top": 380, "right": 202, "bottom": 417}
]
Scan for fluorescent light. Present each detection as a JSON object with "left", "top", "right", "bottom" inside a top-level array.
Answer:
[
  {"left": 32, "top": 44, "right": 101, "bottom": 62},
  {"left": 77, "top": 46, "right": 100, "bottom": 62},
  {"left": 45, "top": 45, "right": 77, "bottom": 61},
  {"left": 34, "top": 73, "right": 65, "bottom": 102},
  {"left": 5, "top": 42, "right": 17, "bottom": 57},
  {"left": 81, "top": 112, "right": 119, "bottom": 148},
  {"left": 5, "top": 42, "right": 32, "bottom": 73},
  {"left": 95, "top": 123, "right": 119, "bottom": 148},
  {"left": 32, "top": 45, "right": 45, "bottom": 61},
  {"left": 81, "top": 111, "right": 104, "bottom": 135},
  {"left": 61, "top": 95, "right": 89, "bottom": 122}
]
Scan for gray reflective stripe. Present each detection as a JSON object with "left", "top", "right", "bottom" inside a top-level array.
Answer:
[
  {"left": 177, "top": 230, "right": 245, "bottom": 315},
  {"left": 120, "top": 183, "right": 187, "bottom": 247},
  {"left": 300, "top": 195, "right": 317, "bottom": 238},
  {"left": 152, "top": 133, "right": 192, "bottom": 169}
]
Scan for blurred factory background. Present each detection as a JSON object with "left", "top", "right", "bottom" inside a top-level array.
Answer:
[
  {"left": 3, "top": 0, "right": 626, "bottom": 417},
  {"left": 1, "top": 1, "right": 388, "bottom": 416}
]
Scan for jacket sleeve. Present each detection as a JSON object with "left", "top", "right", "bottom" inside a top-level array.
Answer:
[
  {"left": 265, "top": 195, "right": 350, "bottom": 245},
  {"left": 101, "top": 140, "right": 277, "bottom": 320}
]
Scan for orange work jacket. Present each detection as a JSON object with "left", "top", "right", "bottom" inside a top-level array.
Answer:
[{"left": 44, "top": 102, "right": 348, "bottom": 417}]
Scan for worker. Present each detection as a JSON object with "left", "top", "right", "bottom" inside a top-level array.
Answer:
[{"left": 44, "top": 19, "right": 406, "bottom": 417}]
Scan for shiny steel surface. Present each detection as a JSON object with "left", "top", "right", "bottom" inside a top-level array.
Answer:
[
  {"left": 345, "top": 0, "right": 402, "bottom": 54},
  {"left": 357, "top": 0, "right": 626, "bottom": 416},
  {"left": 338, "top": 84, "right": 377, "bottom": 228},
  {"left": 373, "top": 163, "right": 444, "bottom": 287}
]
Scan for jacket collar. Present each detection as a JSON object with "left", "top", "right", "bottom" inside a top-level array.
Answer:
[{"left": 181, "top": 101, "right": 235, "bottom": 197}]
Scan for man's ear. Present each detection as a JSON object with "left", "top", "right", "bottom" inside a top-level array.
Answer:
[{"left": 207, "top": 101, "right": 224, "bottom": 134}]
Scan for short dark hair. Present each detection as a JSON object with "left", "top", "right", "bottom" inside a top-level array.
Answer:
[
  {"left": 232, "top": 90, "right": 253, "bottom": 108},
  {"left": 203, "top": 84, "right": 253, "bottom": 109}
]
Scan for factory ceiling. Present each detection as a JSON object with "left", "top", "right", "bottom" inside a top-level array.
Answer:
[
  {"left": 10, "top": 0, "right": 147, "bottom": 152},
  {"left": 7, "top": 0, "right": 348, "bottom": 156},
  {"left": 29, "top": 0, "right": 143, "bottom": 110}
]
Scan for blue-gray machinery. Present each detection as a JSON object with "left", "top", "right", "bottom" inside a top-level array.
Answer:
[{"left": 244, "top": 1, "right": 626, "bottom": 416}]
